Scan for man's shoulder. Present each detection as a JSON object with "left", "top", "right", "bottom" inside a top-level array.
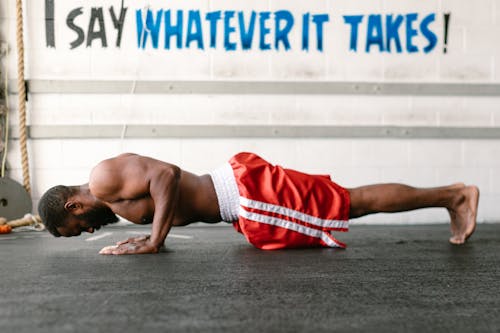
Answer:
[{"left": 94, "top": 153, "right": 138, "bottom": 169}]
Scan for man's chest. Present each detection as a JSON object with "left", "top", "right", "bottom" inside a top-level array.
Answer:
[{"left": 109, "top": 197, "right": 154, "bottom": 224}]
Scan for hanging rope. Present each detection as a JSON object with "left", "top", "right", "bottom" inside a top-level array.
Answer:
[
  {"left": 1, "top": 48, "right": 10, "bottom": 178},
  {"left": 1, "top": 2, "right": 10, "bottom": 178},
  {"left": 15, "top": 0, "right": 30, "bottom": 194}
]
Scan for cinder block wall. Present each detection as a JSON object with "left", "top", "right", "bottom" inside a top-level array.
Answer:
[{"left": 1, "top": 0, "right": 499, "bottom": 223}]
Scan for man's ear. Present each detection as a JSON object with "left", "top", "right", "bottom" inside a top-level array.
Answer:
[{"left": 64, "top": 200, "right": 83, "bottom": 214}]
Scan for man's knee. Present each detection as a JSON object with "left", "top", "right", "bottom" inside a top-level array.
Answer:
[{"left": 347, "top": 188, "right": 373, "bottom": 219}]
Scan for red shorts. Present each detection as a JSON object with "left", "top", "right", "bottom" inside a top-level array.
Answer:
[{"left": 214, "top": 152, "right": 350, "bottom": 250}]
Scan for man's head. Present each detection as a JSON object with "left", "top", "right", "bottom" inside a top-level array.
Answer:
[{"left": 38, "top": 185, "right": 119, "bottom": 237}]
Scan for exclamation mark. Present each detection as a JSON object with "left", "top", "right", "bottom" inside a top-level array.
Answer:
[{"left": 443, "top": 13, "right": 450, "bottom": 53}]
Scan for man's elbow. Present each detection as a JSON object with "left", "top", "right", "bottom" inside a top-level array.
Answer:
[{"left": 163, "top": 165, "right": 181, "bottom": 185}]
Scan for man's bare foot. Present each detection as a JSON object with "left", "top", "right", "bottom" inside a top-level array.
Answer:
[{"left": 448, "top": 185, "right": 479, "bottom": 245}]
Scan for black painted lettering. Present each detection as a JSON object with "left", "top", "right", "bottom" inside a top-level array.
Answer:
[
  {"left": 66, "top": 7, "right": 85, "bottom": 49},
  {"left": 45, "top": 0, "right": 55, "bottom": 47},
  {"left": 87, "top": 7, "right": 108, "bottom": 47},
  {"left": 109, "top": 3, "right": 128, "bottom": 47}
]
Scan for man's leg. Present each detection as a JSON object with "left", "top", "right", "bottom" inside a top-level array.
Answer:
[{"left": 347, "top": 183, "right": 479, "bottom": 244}]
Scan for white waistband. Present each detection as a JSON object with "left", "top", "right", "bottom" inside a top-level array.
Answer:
[{"left": 209, "top": 163, "right": 239, "bottom": 222}]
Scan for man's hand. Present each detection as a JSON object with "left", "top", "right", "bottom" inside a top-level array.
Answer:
[
  {"left": 116, "top": 234, "right": 150, "bottom": 246},
  {"left": 99, "top": 235, "right": 161, "bottom": 255}
]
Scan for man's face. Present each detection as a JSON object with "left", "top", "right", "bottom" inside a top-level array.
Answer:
[{"left": 57, "top": 204, "right": 119, "bottom": 237}]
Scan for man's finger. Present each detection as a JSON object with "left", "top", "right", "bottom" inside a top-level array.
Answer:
[
  {"left": 116, "top": 237, "right": 135, "bottom": 245},
  {"left": 99, "top": 244, "right": 119, "bottom": 254},
  {"left": 116, "top": 235, "right": 149, "bottom": 246},
  {"left": 116, "top": 239, "right": 130, "bottom": 246},
  {"left": 111, "top": 243, "right": 138, "bottom": 255},
  {"left": 108, "top": 242, "right": 158, "bottom": 255}
]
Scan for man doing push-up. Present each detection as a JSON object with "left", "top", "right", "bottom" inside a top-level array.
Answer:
[{"left": 38, "top": 152, "right": 479, "bottom": 255}]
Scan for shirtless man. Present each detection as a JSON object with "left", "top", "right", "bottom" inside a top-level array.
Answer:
[{"left": 38, "top": 152, "right": 479, "bottom": 255}]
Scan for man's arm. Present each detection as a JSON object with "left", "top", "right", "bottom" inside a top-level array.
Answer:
[
  {"left": 91, "top": 154, "right": 181, "bottom": 255},
  {"left": 147, "top": 164, "right": 181, "bottom": 250}
]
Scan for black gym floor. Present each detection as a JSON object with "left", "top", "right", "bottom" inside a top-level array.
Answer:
[{"left": 1, "top": 222, "right": 499, "bottom": 333}]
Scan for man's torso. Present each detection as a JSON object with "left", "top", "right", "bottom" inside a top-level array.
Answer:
[{"left": 105, "top": 171, "right": 221, "bottom": 226}]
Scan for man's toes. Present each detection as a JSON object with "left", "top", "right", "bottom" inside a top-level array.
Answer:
[{"left": 449, "top": 235, "right": 465, "bottom": 245}]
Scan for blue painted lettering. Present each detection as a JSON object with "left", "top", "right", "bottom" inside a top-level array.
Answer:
[
  {"left": 275, "top": 10, "right": 294, "bottom": 51},
  {"left": 302, "top": 13, "right": 310, "bottom": 51},
  {"left": 165, "top": 10, "right": 183, "bottom": 49},
  {"left": 224, "top": 11, "right": 237, "bottom": 51},
  {"left": 259, "top": 12, "right": 271, "bottom": 50},
  {"left": 386, "top": 14, "right": 403, "bottom": 53},
  {"left": 420, "top": 13, "right": 437, "bottom": 53},
  {"left": 136, "top": 9, "right": 163, "bottom": 49},
  {"left": 205, "top": 11, "right": 221, "bottom": 48},
  {"left": 186, "top": 10, "right": 203, "bottom": 49},
  {"left": 238, "top": 11, "right": 256, "bottom": 50},
  {"left": 343, "top": 15, "right": 363, "bottom": 51},
  {"left": 405, "top": 13, "right": 418, "bottom": 53},
  {"left": 312, "top": 14, "right": 329, "bottom": 51},
  {"left": 366, "top": 14, "right": 384, "bottom": 52}
]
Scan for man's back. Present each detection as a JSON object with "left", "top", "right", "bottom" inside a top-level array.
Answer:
[{"left": 89, "top": 153, "right": 221, "bottom": 226}]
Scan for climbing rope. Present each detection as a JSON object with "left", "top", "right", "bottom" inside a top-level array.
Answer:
[
  {"left": 15, "top": 0, "right": 30, "bottom": 194},
  {"left": 1, "top": 49, "right": 9, "bottom": 178}
]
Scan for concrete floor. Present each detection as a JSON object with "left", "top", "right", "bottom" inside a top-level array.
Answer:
[{"left": 0, "top": 222, "right": 499, "bottom": 333}]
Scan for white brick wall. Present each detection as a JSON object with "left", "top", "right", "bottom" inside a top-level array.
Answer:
[
  {"left": 22, "top": 94, "right": 500, "bottom": 128},
  {"left": 0, "top": 0, "right": 499, "bottom": 224}
]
